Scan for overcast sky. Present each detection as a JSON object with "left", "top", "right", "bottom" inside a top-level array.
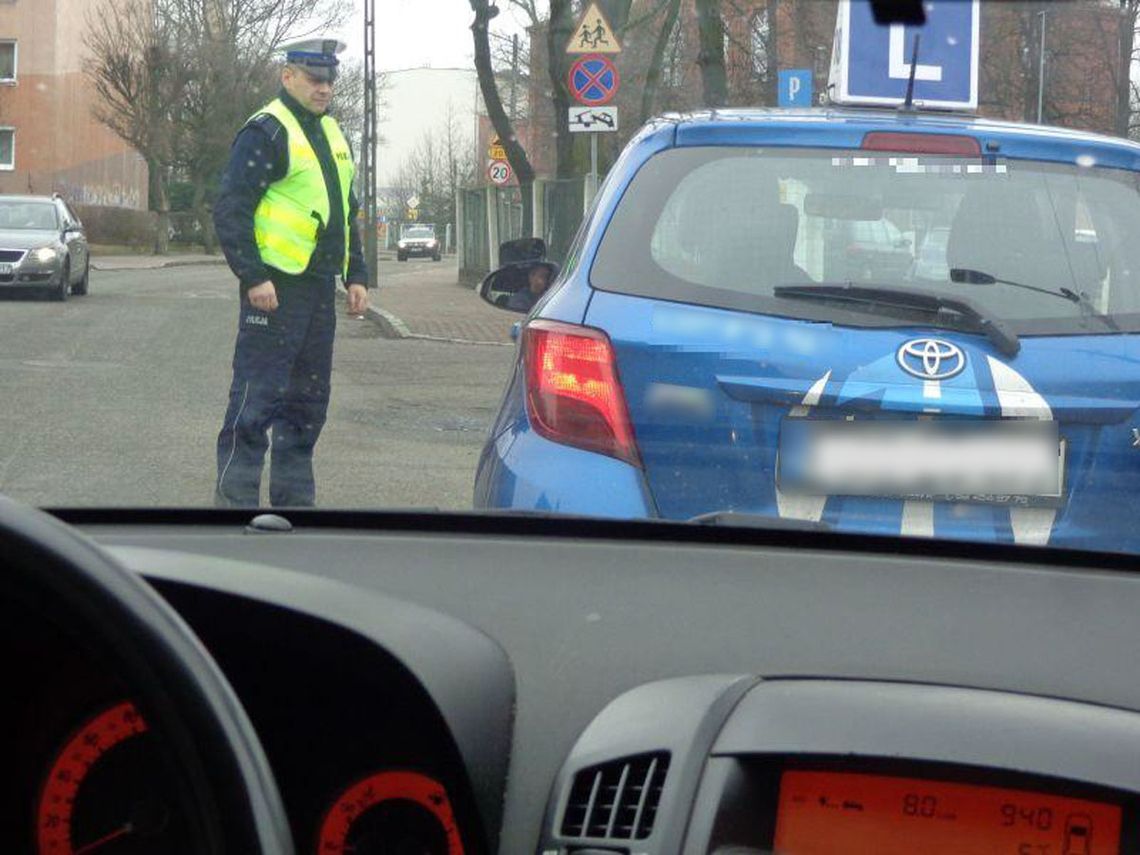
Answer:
[{"left": 342, "top": 0, "right": 532, "bottom": 70}]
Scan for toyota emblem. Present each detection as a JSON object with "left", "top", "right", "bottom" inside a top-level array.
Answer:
[{"left": 896, "top": 338, "right": 966, "bottom": 380}]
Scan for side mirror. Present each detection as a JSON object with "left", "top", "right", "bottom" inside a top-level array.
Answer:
[
  {"left": 478, "top": 260, "right": 561, "bottom": 315},
  {"left": 479, "top": 267, "right": 530, "bottom": 314}
]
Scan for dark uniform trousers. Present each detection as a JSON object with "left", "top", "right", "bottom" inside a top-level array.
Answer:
[{"left": 215, "top": 271, "right": 337, "bottom": 507}]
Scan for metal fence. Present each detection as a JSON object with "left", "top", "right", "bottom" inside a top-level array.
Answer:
[
  {"left": 542, "top": 178, "right": 586, "bottom": 265},
  {"left": 461, "top": 189, "right": 489, "bottom": 276},
  {"left": 458, "top": 177, "right": 590, "bottom": 283}
]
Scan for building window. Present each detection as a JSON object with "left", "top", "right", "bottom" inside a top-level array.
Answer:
[
  {"left": 0, "top": 128, "right": 14, "bottom": 170},
  {"left": 0, "top": 42, "right": 15, "bottom": 82}
]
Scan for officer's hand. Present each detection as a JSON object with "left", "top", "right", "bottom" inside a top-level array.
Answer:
[
  {"left": 346, "top": 283, "right": 369, "bottom": 316},
  {"left": 248, "top": 281, "right": 278, "bottom": 312}
]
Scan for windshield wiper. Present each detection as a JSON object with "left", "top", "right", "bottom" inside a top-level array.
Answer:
[
  {"left": 774, "top": 283, "right": 1020, "bottom": 357},
  {"left": 950, "top": 268, "right": 1120, "bottom": 333}
]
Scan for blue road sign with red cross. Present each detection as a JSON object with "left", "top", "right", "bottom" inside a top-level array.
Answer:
[{"left": 568, "top": 55, "right": 620, "bottom": 107}]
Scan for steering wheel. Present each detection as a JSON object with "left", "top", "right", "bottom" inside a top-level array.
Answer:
[{"left": 0, "top": 497, "right": 293, "bottom": 854}]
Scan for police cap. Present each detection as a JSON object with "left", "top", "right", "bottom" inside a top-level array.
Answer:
[{"left": 282, "top": 38, "right": 346, "bottom": 83}]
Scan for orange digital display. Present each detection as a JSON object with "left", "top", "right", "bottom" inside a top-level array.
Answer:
[{"left": 774, "top": 770, "right": 1122, "bottom": 855}]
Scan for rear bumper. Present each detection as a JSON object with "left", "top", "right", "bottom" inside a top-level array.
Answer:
[
  {"left": 474, "top": 427, "right": 655, "bottom": 518},
  {"left": 398, "top": 245, "right": 439, "bottom": 257}
]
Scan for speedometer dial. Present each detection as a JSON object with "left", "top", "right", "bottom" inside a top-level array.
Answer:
[
  {"left": 36, "top": 701, "right": 194, "bottom": 855},
  {"left": 317, "top": 770, "right": 465, "bottom": 854}
]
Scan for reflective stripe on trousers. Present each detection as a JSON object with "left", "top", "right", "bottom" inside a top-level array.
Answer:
[{"left": 215, "top": 275, "right": 337, "bottom": 507}]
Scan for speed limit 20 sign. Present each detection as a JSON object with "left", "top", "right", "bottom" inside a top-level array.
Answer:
[{"left": 487, "top": 159, "right": 513, "bottom": 185}]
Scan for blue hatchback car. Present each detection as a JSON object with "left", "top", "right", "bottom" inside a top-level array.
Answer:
[{"left": 474, "top": 109, "right": 1140, "bottom": 553}]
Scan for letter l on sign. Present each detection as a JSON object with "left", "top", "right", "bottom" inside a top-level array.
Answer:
[{"left": 888, "top": 25, "right": 942, "bottom": 81}]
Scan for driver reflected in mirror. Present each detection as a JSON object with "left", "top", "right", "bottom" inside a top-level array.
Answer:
[
  {"left": 507, "top": 263, "right": 554, "bottom": 312},
  {"left": 480, "top": 257, "right": 561, "bottom": 314}
]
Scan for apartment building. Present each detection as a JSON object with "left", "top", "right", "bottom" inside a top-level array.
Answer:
[{"left": 0, "top": 0, "right": 147, "bottom": 209}]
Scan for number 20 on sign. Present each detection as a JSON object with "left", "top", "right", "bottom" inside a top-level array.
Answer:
[{"left": 487, "top": 160, "right": 513, "bottom": 185}]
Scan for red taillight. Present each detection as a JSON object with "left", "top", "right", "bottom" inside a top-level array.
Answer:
[
  {"left": 861, "top": 131, "right": 981, "bottom": 156},
  {"left": 522, "top": 319, "right": 641, "bottom": 467}
]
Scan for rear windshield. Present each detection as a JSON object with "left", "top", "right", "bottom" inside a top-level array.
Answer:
[{"left": 591, "top": 146, "right": 1140, "bottom": 335}]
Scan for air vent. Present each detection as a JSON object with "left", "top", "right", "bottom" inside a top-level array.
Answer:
[{"left": 560, "top": 752, "right": 670, "bottom": 841}]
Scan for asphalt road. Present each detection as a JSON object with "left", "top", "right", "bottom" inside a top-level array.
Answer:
[{"left": 0, "top": 260, "right": 516, "bottom": 510}]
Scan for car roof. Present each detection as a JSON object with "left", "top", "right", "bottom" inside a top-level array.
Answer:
[
  {"left": 0, "top": 195, "right": 58, "bottom": 203},
  {"left": 661, "top": 107, "right": 1140, "bottom": 171}
]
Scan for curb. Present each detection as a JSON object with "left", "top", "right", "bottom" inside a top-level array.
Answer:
[
  {"left": 335, "top": 289, "right": 513, "bottom": 347},
  {"left": 91, "top": 257, "right": 227, "bottom": 271}
]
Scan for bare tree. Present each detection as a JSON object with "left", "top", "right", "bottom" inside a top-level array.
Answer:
[
  {"left": 639, "top": 0, "right": 683, "bottom": 122},
  {"left": 695, "top": 0, "right": 728, "bottom": 107},
  {"left": 87, "top": 0, "right": 351, "bottom": 254},
  {"left": 85, "top": 0, "right": 193, "bottom": 253},
  {"left": 391, "top": 104, "right": 476, "bottom": 231},
  {"left": 172, "top": 0, "right": 350, "bottom": 250},
  {"left": 470, "top": 0, "right": 537, "bottom": 233},
  {"left": 334, "top": 61, "right": 390, "bottom": 160}
]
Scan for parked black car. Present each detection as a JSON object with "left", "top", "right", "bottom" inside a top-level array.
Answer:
[{"left": 0, "top": 194, "right": 89, "bottom": 300}]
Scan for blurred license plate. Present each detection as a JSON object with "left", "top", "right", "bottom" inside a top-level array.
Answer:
[
  {"left": 778, "top": 420, "right": 1064, "bottom": 505},
  {"left": 0, "top": 263, "right": 13, "bottom": 275}
]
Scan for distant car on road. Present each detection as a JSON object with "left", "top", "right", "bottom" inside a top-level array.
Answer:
[
  {"left": 0, "top": 194, "right": 89, "bottom": 300},
  {"left": 397, "top": 225, "right": 442, "bottom": 262}
]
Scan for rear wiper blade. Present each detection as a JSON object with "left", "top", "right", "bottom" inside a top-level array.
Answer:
[
  {"left": 951, "top": 268, "right": 1120, "bottom": 333},
  {"left": 774, "top": 282, "right": 1020, "bottom": 357},
  {"left": 690, "top": 510, "right": 831, "bottom": 531}
]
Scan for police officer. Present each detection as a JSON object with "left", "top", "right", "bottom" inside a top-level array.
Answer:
[{"left": 213, "top": 37, "right": 370, "bottom": 508}]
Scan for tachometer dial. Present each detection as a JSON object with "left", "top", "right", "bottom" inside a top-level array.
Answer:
[
  {"left": 317, "top": 770, "right": 464, "bottom": 854},
  {"left": 36, "top": 701, "right": 193, "bottom": 855}
]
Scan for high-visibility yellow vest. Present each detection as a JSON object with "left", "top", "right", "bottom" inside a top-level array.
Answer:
[{"left": 249, "top": 98, "right": 354, "bottom": 277}]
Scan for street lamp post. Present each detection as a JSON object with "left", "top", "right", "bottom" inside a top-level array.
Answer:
[
  {"left": 363, "top": 0, "right": 379, "bottom": 287},
  {"left": 1036, "top": 9, "right": 1047, "bottom": 124}
]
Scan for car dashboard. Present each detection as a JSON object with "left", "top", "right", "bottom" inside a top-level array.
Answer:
[{"left": 8, "top": 509, "right": 1140, "bottom": 855}]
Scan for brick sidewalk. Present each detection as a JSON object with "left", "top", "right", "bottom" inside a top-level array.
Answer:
[{"left": 368, "top": 261, "right": 517, "bottom": 345}]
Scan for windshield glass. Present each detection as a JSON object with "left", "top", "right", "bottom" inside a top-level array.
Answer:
[
  {"left": 593, "top": 149, "right": 1140, "bottom": 334},
  {"left": 3, "top": 0, "right": 1140, "bottom": 556},
  {"left": 0, "top": 202, "right": 58, "bottom": 231}
]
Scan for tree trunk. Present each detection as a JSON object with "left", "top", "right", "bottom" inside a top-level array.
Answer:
[
  {"left": 545, "top": 0, "right": 582, "bottom": 261},
  {"left": 695, "top": 0, "right": 728, "bottom": 108},
  {"left": 548, "top": 0, "right": 576, "bottom": 180},
  {"left": 765, "top": 0, "right": 779, "bottom": 107},
  {"left": 1116, "top": 1, "right": 1137, "bottom": 137},
  {"left": 640, "top": 0, "right": 682, "bottom": 123},
  {"left": 191, "top": 177, "right": 217, "bottom": 254},
  {"left": 148, "top": 158, "right": 170, "bottom": 256},
  {"left": 469, "top": 0, "right": 535, "bottom": 234},
  {"left": 599, "top": 0, "right": 632, "bottom": 33}
]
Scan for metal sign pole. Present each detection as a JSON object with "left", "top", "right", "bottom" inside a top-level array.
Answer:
[
  {"left": 589, "top": 132, "right": 598, "bottom": 202},
  {"left": 363, "top": 0, "right": 379, "bottom": 289}
]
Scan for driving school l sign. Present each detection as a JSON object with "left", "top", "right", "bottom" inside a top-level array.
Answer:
[
  {"left": 568, "top": 55, "right": 620, "bottom": 106},
  {"left": 831, "top": 0, "right": 979, "bottom": 110}
]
